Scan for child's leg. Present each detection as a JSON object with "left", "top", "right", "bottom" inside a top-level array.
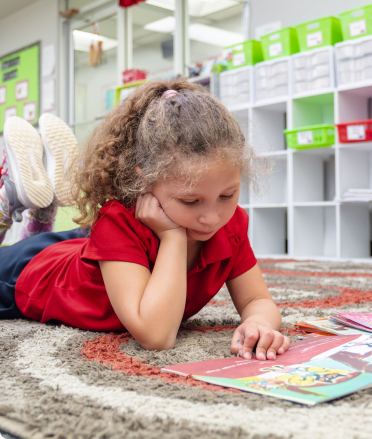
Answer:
[
  {"left": 0, "top": 117, "right": 55, "bottom": 245},
  {"left": 16, "top": 114, "right": 78, "bottom": 241},
  {"left": 0, "top": 227, "right": 87, "bottom": 319},
  {"left": 18, "top": 201, "right": 58, "bottom": 241}
]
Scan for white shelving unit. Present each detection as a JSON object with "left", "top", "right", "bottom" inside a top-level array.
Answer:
[{"left": 222, "top": 40, "right": 372, "bottom": 260}]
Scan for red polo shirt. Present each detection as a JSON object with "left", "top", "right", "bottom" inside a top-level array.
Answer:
[{"left": 15, "top": 200, "right": 256, "bottom": 331}]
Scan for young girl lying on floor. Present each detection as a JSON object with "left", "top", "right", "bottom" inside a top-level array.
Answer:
[{"left": 0, "top": 79, "right": 290, "bottom": 361}]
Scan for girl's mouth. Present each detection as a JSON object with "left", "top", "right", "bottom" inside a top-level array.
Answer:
[{"left": 189, "top": 229, "right": 214, "bottom": 236}]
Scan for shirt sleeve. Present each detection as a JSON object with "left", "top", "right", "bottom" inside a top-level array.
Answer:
[
  {"left": 227, "top": 212, "right": 257, "bottom": 280},
  {"left": 81, "top": 201, "right": 151, "bottom": 268}
]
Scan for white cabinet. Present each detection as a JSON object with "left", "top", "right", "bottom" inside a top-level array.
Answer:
[{"left": 222, "top": 56, "right": 372, "bottom": 260}]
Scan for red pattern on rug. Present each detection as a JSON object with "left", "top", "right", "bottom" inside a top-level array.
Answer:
[
  {"left": 81, "top": 332, "right": 242, "bottom": 393},
  {"left": 277, "top": 287, "right": 372, "bottom": 309}
]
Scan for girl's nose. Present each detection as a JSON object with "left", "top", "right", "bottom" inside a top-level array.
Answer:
[{"left": 199, "top": 211, "right": 220, "bottom": 227}]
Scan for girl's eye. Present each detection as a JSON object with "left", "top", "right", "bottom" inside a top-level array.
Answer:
[
  {"left": 180, "top": 199, "right": 198, "bottom": 206},
  {"left": 220, "top": 194, "right": 234, "bottom": 200}
]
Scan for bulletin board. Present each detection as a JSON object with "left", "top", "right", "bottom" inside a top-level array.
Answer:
[{"left": 0, "top": 42, "right": 40, "bottom": 133}]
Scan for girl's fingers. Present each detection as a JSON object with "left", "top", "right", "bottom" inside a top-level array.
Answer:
[
  {"left": 265, "top": 333, "right": 285, "bottom": 360},
  {"left": 242, "top": 327, "right": 259, "bottom": 360},
  {"left": 230, "top": 329, "right": 244, "bottom": 354},
  {"left": 277, "top": 335, "right": 291, "bottom": 355},
  {"left": 255, "top": 330, "right": 275, "bottom": 361}
]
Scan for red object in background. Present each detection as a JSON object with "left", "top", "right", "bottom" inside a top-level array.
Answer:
[
  {"left": 118, "top": 0, "right": 145, "bottom": 7},
  {"left": 122, "top": 69, "right": 147, "bottom": 84},
  {"left": 336, "top": 119, "right": 372, "bottom": 143}
]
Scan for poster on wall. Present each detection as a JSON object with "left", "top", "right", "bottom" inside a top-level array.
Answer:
[{"left": 0, "top": 42, "right": 40, "bottom": 133}]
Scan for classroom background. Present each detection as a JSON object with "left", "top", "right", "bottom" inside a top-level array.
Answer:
[{"left": 2, "top": 0, "right": 372, "bottom": 261}]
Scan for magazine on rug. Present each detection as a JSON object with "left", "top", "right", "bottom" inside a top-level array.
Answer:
[
  {"left": 329, "top": 312, "right": 372, "bottom": 332},
  {"left": 162, "top": 334, "right": 372, "bottom": 405},
  {"left": 294, "top": 318, "right": 372, "bottom": 336}
]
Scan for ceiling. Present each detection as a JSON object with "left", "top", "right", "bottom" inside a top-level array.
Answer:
[{"left": 0, "top": 0, "right": 41, "bottom": 20}]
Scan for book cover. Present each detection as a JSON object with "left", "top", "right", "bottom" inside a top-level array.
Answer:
[
  {"left": 329, "top": 315, "right": 372, "bottom": 333},
  {"left": 335, "top": 311, "right": 372, "bottom": 330},
  {"left": 295, "top": 318, "right": 367, "bottom": 336},
  {"left": 162, "top": 334, "right": 372, "bottom": 405}
]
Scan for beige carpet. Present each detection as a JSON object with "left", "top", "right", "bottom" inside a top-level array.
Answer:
[{"left": 1, "top": 259, "right": 372, "bottom": 439}]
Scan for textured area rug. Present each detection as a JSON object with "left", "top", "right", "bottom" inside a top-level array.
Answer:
[{"left": 2, "top": 259, "right": 372, "bottom": 439}]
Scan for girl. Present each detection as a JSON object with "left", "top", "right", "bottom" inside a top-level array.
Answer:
[{"left": 0, "top": 79, "right": 290, "bottom": 361}]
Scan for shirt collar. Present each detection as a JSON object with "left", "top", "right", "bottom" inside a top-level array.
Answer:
[{"left": 199, "top": 226, "right": 232, "bottom": 268}]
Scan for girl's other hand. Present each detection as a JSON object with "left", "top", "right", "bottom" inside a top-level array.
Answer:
[
  {"left": 230, "top": 320, "right": 290, "bottom": 361},
  {"left": 135, "top": 193, "right": 185, "bottom": 240}
]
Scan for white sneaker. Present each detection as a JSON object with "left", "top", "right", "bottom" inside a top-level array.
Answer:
[
  {"left": 3, "top": 116, "right": 54, "bottom": 209},
  {"left": 39, "top": 113, "right": 78, "bottom": 207}
]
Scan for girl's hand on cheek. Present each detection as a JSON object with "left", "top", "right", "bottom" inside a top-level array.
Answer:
[
  {"left": 231, "top": 320, "right": 290, "bottom": 361},
  {"left": 135, "top": 193, "right": 185, "bottom": 240}
]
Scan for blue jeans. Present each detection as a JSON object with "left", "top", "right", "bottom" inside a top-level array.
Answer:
[{"left": 0, "top": 229, "right": 87, "bottom": 319}]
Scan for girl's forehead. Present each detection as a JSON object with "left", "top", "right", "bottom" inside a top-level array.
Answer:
[{"left": 157, "top": 165, "right": 241, "bottom": 196}]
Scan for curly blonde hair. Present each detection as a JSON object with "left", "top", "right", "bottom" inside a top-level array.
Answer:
[{"left": 70, "top": 77, "right": 261, "bottom": 228}]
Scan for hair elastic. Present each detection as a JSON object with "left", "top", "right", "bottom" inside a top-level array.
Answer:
[{"left": 162, "top": 89, "right": 178, "bottom": 98}]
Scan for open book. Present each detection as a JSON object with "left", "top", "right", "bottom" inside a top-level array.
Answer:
[{"left": 162, "top": 334, "right": 372, "bottom": 405}]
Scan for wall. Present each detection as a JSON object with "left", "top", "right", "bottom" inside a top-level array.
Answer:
[
  {"left": 250, "top": 0, "right": 372, "bottom": 36},
  {"left": 0, "top": 0, "right": 60, "bottom": 123}
]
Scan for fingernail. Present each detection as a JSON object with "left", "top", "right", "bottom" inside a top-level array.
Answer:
[
  {"left": 278, "top": 348, "right": 284, "bottom": 354},
  {"left": 244, "top": 352, "right": 251, "bottom": 359},
  {"left": 239, "top": 349, "right": 243, "bottom": 357}
]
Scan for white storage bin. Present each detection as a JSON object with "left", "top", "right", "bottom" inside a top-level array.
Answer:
[
  {"left": 292, "top": 47, "right": 334, "bottom": 96},
  {"left": 337, "top": 45, "right": 354, "bottom": 60},
  {"left": 311, "top": 50, "right": 329, "bottom": 66},
  {"left": 219, "top": 66, "right": 253, "bottom": 107},
  {"left": 254, "top": 57, "right": 291, "bottom": 102},
  {"left": 336, "top": 35, "right": 372, "bottom": 87},
  {"left": 294, "top": 69, "right": 307, "bottom": 81}
]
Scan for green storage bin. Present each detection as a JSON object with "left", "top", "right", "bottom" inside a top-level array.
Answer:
[
  {"left": 340, "top": 4, "right": 372, "bottom": 40},
  {"left": 296, "top": 16, "right": 343, "bottom": 51},
  {"left": 284, "top": 125, "right": 335, "bottom": 149},
  {"left": 261, "top": 27, "right": 300, "bottom": 60},
  {"left": 223, "top": 40, "right": 263, "bottom": 70}
]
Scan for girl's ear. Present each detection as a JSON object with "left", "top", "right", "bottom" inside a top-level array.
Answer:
[{"left": 135, "top": 166, "right": 141, "bottom": 174}]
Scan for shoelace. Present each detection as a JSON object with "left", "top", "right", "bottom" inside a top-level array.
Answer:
[{"left": 0, "top": 147, "right": 9, "bottom": 189}]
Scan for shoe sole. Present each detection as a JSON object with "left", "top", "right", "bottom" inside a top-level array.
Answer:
[
  {"left": 39, "top": 113, "right": 78, "bottom": 207},
  {"left": 4, "top": 117, "right": 54, "bottom": 209}
]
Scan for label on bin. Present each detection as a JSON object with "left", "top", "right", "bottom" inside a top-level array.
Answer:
[
  {"left": 347, "top": 124, "right": 366, "bottom": 140},
  {"left": 297, "top": 130, "right": 314, "bottom": 145},
  {"left": 307, "top": 31, "right": 323, "bottom": 48},
  {"left": 233, "top": 52, "right": 246, "bottom": 67},
  {"left": 349, "top": 19, "right": 367, "bottom": 37},
  {"left": 269, "top": 42, "right": 283, "bottom": 57}
]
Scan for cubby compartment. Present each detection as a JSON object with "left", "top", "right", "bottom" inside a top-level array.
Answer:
[
  {"left": 251, "top": 207, "right": 287, "bottom": 255},
  {"left": 250, "top": 154, "right": 287, "bottom": 205},
  {"left": 251, "top": 102, "right": 287, "bottom": 152},
  {"left": 340, "top": 204, "right": 370, "bottom": 258},
  {"left": 231, "top": 109, "right": 250, "bottom": 142},
  {"left": 338, "top": 86, "right": 372, "bottom": 125},
  {"left": 293, "top": 206, "right": 336, "bottom": 257},
  {"left": 292, "top": 92, "right": 334, "bottom": 128},
  {"left": 339, "top": 148, "right": 372, "bottom": 199},
  {"left": 293, "top": 149, "right": 335, "bottom": 202}
]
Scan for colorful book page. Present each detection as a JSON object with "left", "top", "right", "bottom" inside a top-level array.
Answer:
[
  {"left": 297, "top": 318, "right": 367, "bottom": 336},
  {"left": 162, "top": 335, "right": 372, "bottom": 405}
]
